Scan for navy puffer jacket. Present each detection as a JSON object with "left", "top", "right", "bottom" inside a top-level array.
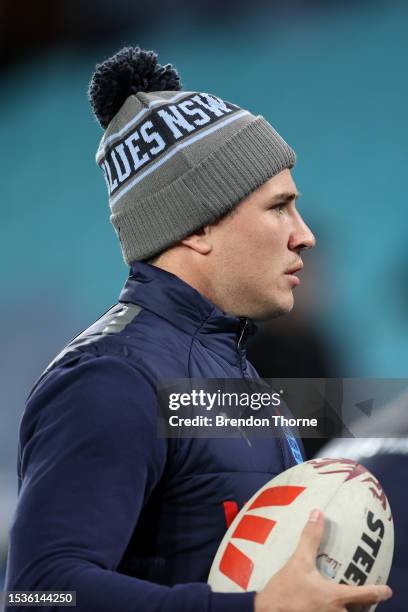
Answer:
[{"left": 6, "top": 262, "right": 302, "bottom": 612}]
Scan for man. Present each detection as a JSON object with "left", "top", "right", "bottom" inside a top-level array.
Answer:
[{"left": 5, "top": 47, "right": 391, "bottom": 611}]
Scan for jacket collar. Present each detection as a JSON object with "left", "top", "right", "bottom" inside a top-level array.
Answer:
[{"left": 119, "top": 262, "right": 256, "bottom": 353}]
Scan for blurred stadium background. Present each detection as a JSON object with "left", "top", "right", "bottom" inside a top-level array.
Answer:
[{"left": 1, "top": 0, "right": 408, "bottom": 588}]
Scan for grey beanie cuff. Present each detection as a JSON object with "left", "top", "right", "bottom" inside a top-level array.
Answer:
[{"left": 111, "top": 117, "right": 295, "bottom": 264}]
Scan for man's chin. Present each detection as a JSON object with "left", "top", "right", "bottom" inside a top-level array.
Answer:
[{"left": 250, "top": 294, "right": 294, "bottom": 321}]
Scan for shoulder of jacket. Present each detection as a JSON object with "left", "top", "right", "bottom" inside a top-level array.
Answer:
[{"left": 36, "top": 302, "right": 147, "bottom": 377}]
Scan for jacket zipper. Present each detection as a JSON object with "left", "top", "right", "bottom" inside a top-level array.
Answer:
[
  {"left": 237, "top": 317, "right": 249, "bottom": 377},
  {"left": 236, "top": 317, "right": 252, "bottom": 446},
  {"left": 237, "top": 317, "right": 290, "bottom": 466}
]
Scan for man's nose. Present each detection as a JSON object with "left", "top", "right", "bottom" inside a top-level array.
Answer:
[{"left": 288, "top": 213, "right": 316, "bottom": 251}]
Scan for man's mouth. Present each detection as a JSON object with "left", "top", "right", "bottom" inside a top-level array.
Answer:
[
  {"left": 285, "top": 261, "right": 303, "bottom": 275},
  {"left": 284, "top": 261, "right": 303, "bottom": 285}
]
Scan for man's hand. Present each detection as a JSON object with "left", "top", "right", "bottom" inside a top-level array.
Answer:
[{"left": 254, "top": 509, "right": 392, "bottom": 612}]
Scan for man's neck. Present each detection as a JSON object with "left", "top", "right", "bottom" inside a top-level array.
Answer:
[{"left": 152, "top": 256, "right": 215, "bottom": 306}]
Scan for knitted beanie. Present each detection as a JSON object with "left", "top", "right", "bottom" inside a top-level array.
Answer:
[{"left": 89, "top": 47, "right": 296, "bottom": 264}]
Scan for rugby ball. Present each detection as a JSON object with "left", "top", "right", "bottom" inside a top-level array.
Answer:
[{"left": 208, "top": 458, "right": 393, "bottom": 610}]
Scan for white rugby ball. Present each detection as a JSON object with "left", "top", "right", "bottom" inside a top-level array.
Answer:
[{"left": 208, "top": 458, "right": 393, "bottom": 610}]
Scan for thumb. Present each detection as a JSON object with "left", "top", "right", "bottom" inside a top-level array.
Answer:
[{"left": 294, "top": 509, "right": 325, "bottom": 567}]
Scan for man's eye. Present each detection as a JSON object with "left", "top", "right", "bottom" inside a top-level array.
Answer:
[{"left": 271, "top": 204, "right": 285, "bottom": 215}]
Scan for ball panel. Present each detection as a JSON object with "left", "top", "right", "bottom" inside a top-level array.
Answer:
[{"left": 208, "top": 458, "right": 394, "bottom": 606}]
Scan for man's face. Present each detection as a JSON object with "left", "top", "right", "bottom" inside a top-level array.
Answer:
[{"left": 207, "top": 169, "right": 316, "bottom": 320}]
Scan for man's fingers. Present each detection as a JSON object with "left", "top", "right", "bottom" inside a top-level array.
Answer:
[
  {"left": 334, "top": 583, "right": 393, "bottom": 606},
  {"left": 294, "top": 509, "right": 325, "bottom": 567},
  {"left": 293, "top": 510, "right": 393, "bottom": 607}
]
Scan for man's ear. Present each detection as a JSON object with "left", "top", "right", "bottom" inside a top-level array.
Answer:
[{"left": 181, "top": 226, "right": 212, "bottom": 254}]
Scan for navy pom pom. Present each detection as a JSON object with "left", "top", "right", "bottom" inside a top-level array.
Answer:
[{"left": 88, "top": 47, "right": 181, "bottom": 129}]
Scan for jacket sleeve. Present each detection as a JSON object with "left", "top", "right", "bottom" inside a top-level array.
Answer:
[{"left": 5, "top": 352, "right": 255, "bottom": 612}]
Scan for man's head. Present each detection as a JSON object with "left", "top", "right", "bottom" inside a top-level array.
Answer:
[
  {"left": 89, "top": 46, "right": 314, "bottom": 319},
  {"left": 155, "top": 169, "right": 315, "bottom": 320}
]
